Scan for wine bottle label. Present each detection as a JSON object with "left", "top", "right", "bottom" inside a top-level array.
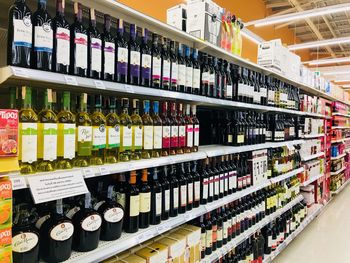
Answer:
[
  {"left": 224, "top": 173, "right": 229, "bottom": 192},
  {"left": 107, "top": 125, "right": 120, "bottom": 148},
  {"left": 163, "top": 60, "right": 171, "bottom": 81},
  {"left": 34, "top": 24, "right": 53, "bottom": 53},
  {"left": 20, "top": 123, "right": 37, "bottom": 163},
  {"left": 219, "top": 174, "right": 224, "bottom": 194},
  {"left": 129, "top": 195, "right": 140, "bottom": 216},
  {"left": 177, "top": 64, "right": 186, "bottom": 86},
  {"left": 200, "top": 232, "right": 206, "bottom": 251},
  {"left": 162, "top": 126, "right": 171, "bottom": 148},
  {"left": 50, "top": 222, "right": 74, "bottom": 241},
  {"left": 35, "top": 215, "right": 50, "bottom": 229},
  {"left": 192, "top": 68, "right": 201, "bottom": 89},
  {"left": 141, "top": 54, "right": 151, "bottom": 79},
  {"left": 180, "top": 185, "right": 187, "bottom": 207},
  {"left": 12, "top": 232, "right": 39, "bottom": 253},
  {"left": 171, "top": 126, "right": 179, "bottom": 147},
  {"left": 226, "top": 85, "right": 233, "bottom": 99},
  {"left": 185, "top": 67, "right": 193, "bottom": 87},
  {"left": 116, "top": 192, "right": 126, "bottom": 209},
  {"left": 130, "top": 50, "right": 140, "bottom": 77},
  {"left": 152, "top": 56, "right": 161, "bottom": 80},
  {"left": 132, "top": 125, "right": 143, "bottom": 149},
  {"left": 194, "top": 181, "right": 200, "bottom": 201},
  {"left": 212, "top": 225, "right": 217, "bottom": 242},
  {"left": 178, "top": 125, "right": 186, "bottom": 147},
  {"left": 156, "top": 192, "right": 162, "bottom": 215},
  {"left": 209, "top": 73, "right": 215, "bottom": 85},
  {"left": 104, "top": 207, "right": 124, "bottom": 223},
  {"left": 75, "top": 33, "right": 88, "bottom": 69},
  {"left": 194, "top": 125, "right": 200, "bottom": 147},
  {"left": 82, "top": 214, "right": 102, "bottom": 232},
  {"left": 164, "top": 189, "right": 170, "bottom": 211},
  {"left": 209, "top": 176, "right": 214, "bottom": 197},
  {"left": 237, "top": 134, "right": 244, "bottom": 144},
  {"left": 188, "top": 182, "right": 193, "bottom": 204},
  {"left": 217, "top": 227, "right": 223, "bottom": 241},
  {"left": 153, "top": 126, "right": 162, "bottom": 149},
  {"left": 117, "top": 47, "right": 128, "bottom": 75},
  {"left": 268, "top": 236, "right": 273, "bottom": 247},
  {"left": 202, "top": 179, "right": 209, "bottom": 199},
  {"left": 173, "top": 187, "right": 179, "bottom": 208},
  {"left": 186, "top": 125, "right": 193, "bottom": 147},
  {"left": 214, "top": 175, "right": 219, "bottom": 195},
  {"left": 206, "top": 229, "right": 212, "bottom": 248},
  {"left": 92, "top": 125, "right": 106, "bottom": 149},
  {"left": 38, "top": 123, "right": 57, "bottom": 161},
  {"left": 77, "top": 125, "right": 92, "bottom": 143},
  {"left": 56, "top": 27, "right": 70, "bottom": 65},
  {"left": 143, "top": 125, "right": 153, "bottom": 150},
  {"left": 104, "top": 42, "right": 115, "bottom": 74},
  {"left": 237, "top": 177, "right": 243, "bottom": 189},
  {"left": 223, "top": 221, "right": 229, "bottom": 239},
  {"left": 57, "top": 123, "right": 75, "bottom": 159},
  {"left": 140, "top": 192, "right": 151, "bottom": 213},
  {"left": 171, "top": 62, "right": 178, "bottom": 83},
  {"left": 202, "top": 72, "right": 209, "bottom": 84},
  {"left": 121, "top": 125, "right": 132, "bottom": 149},
  {"left": 91, "top": 38, "right": 102, "bottom": 72},
  {"left": 13, "top": 17, "right": 32, "bottom": 47},
  {"left": 268, "top": 90, "right": 275, "bottom": 104}
]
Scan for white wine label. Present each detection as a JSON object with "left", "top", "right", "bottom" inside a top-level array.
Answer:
[
  {"left": 202, "top": 72, "right": 210, "bottom": 83},
  {"left": 104, "top": 207, "right": 124, "bottom": 223},
  {"left": 41, "top": 123, "right": 58, "bottom": 161},
  {"left": 206, "top": 230, "right": 212, "bottom": 247},
  {"left": 117, "top": 47, "right": 128, "bottom": 63},
  {"left": 81, "top": 214, "right": 102, "bottom": 232},
  {"left": 116, "top": 192, "right": 126, "bottom": 209},
  {"left": 188, "top": 182, "right": 193, "bottom": 203},
  {"left": 202, "top": 179, "right": 209, "bottom": 199},
  {"left": 129, "top": 195, "right": 140, "bottom": 217},
  {"left": 173, "top": 187, "right": 179, "bottom": 208},
  {"left": 143, "top": 125, "right": 153, "bottom": 150},
  {"left": 77, "top": 126, "right": 92, "bottom": 142},
  {"left": 186, "top": 125, "right": 193, "bottom": 147},
  {"left": 75, "top": 33, "right": 88, "bottom": 69},
  {"left": 122, "top": 126, "right": 132, "bottom": 147},
  {"left": 58, "top": 123, "right": 75, "bottom": 159},
  {"left": 209, "top": 73, "right": 215, "bottom": 85},
  {"left": 194, "top": 181, "right": 200, "bottom": 201},
  {"left": 156, "top": 192, "right": 162, "bottom": 215},
  {"left": 20, "top": 123, "right": 37, "bottom": 163},
  {"left": 163, "top": 60, "right": 171, "bottom": 80},
  {"left": 104, "top": 42, "right": 115, "bottom": 74},
  {"left": 139, "top": 192, "right": 151, "bottom": 213},
  {"left": 180, "top": 185, "right": 187, "bottom": 206},
  {"left": 13, "top": 17, "right": 32, "bottom": 47},
  {"left": 91, "top": 38, "right": 102, "bottom": 72},
  {"left": 219, "top": 174, "right": 224, "bottom": 194},
  {"left": 133, "top": 126, "right": 143, "bottom": 147},
  {"left": 214, "top": 175, "right": 219, "bottom": 195},
  {"left": 171, "top": 62, "right": 178, "bottom": 82},
  {"left": 142, "top": 54, "right": 151, "bottom": 70},
  {"left": 192, "top": 68, "right": 201, "bottom": 89},
  {"left": 153, "top": 126, "right": 162, "bottom": 149},
  {"left": 92, "top": 125, "right": 106, "bottom": 149},
  {"left": 56, "top": 27, "right": 70, "bottom": 65},
  {"left": 131, "top": 50, "right": 140, "bottom": 66},
  {"left": 194, "top": 125, "right": 200, "bottom": 146},
  {"left": 226, "top": 85, "right": 233, "bottom": 98},
  {"left": 107, "top": 125, "right": 120, "bottom": 148},
  {"left": 12, "top": 232, "right": 39, "bottom": 253},
  {"left": 178, "top": 64, "right": 186, "bottom": 85},
  {"left": 164, "top": 189, "right": 170, "bottom": 211},
  {"left": 50, "top": 222, "right": 74, "bottom": 241},
  {"left": 34, "top": 24, "right": 53, "bottom": 52},
  {"left": 185, "top": 67, "right": 193, "bottom": 87},
  {"left": 152, "top": 56, "right": 161, "bottom": 77}
]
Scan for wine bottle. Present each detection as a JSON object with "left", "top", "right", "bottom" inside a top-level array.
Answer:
[
  {"left": 115, "top": 173, "right": 127, "bottom": 210},
  {"left": 211, "top": 210, "right": 218, "bottom": 251},
  {"left": 208, "top": 56, "right": 215, "bottom": 98},
  {"left": 128, "top": 24, "right": 140, "bottom": 85},
  {"left": 199, "top": 215, "right": 206, "bottom": 259},
  {"left": 160, "top": 166, "right": 170, "bottom": 220},
  {"left": 169, "top": 102, "right": 179, "bottom": 155},
  {"left": 70, "top": 2, "right": 88, "bottom": 77},
  {"left": 178, "top": 163, "right": 187, "bottom": 214},
  {"left": 32, "top": 0, "right": 53, "bottom": 71},
  {"left": 213, "top": 58, "right": 221, "bottom": 98},
  {"left": 116, "top": 19, "right": 128, "bottom": 83},
  {"left": 8, "top": 0, "right": 32, "bottom": 68},
  {"left": 185, "top": 46, "right": 193, "bottom": 94},
  {"left": 186, "top": 162, "right": 194, "bottom": 211},
  {"left": 124, "top": 171, "right": 140, "bottom": 233},
  {"left": 131, "top": 99, "right": 143, "bottom": 160},
  {"left": 151, "top": 33, "right": 161, "bottom": 88},
  {"left": 192, "top": 105, "right": 200, "bottom": 152},
  {"left": 205, "top": 213, "right": 213, "bottom": 255},
  {"left": 150, "top": 167, "right": 162, "bottom": 225},
  {"left": 184, "top": 104, "right": 193, "bottom": 153},
  {"left": 169, "top": 40, "right": 178, "bottom": 91},
  {"left": 90, "top": 95, "right": 106, "bottom": 165},
  {"left": 192, "top": 48, "right": 201, "bottom": 95},
  {"left": 105, "top": 97, "right": 120, "bottom": 163},
  {"left": 192, "top": 161, "right": 201, "bottom": 208},
  {"left": 161, "top": 101, "right": 171, "bottom": 156},
  {"left": 200, "top": 159, "right": 209, "bottom": 205},
  {"left": 52, "top": 0, "right": 70, "bottom": 73},
  {"left": 88, "top": 8, "right": 102, "bottom": 79},
  {"left": 139, "top": 169, "right": 151, "bottom": 228},
  {"left": 142, "top": 100, "right": 153, "bottom": 159},
  {"left": 216, "top": 208, "right": 223, "bottom": 248},
  {"left": 140, "top": 28, "right": 151, "bottom": 87},
  {"left": 201, "top": 53, "right": 210, "bottom": 97},
  {"left": 168, "top": 164, "right": 179, "bottom": 217},
  {"left": 119, "top": 98, "right": 132, "bottom": 162},
  {"left": 177, "top": 44, "right": 186, "bottom": 93},
  {"left": 161, "top": 37, "right": 171, "bottom": 90},
  {"left": 102, "top": 14, "right": 115, "bottom": 81},
  {"left": 151, "top": 101, "right": 162, "bottom": 158}
]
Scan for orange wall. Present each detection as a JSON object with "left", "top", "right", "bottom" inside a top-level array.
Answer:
[{"left": 118, "top": 0, "right": 310, "bottom": 62}]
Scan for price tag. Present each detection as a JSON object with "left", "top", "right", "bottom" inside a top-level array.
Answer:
[
  {"left": 157, "top": 223, "right": 171, "bottom": 234},
  {"left": 64, "top": 75, "right": 78, "bottom": 86},
  {"left": 83, "top": 168, "right": 95, "bottom": 178},
  {"left": 13, "top": 67, "right": 29, "bottom": 78},
  {"left": 27, "top": 171, "right": 88, "bottom": 204},
  {"left": 94, "top": 80, "right": 105, "bottom": 89},
  {"left": 210, "top": 253, "right": 218, "bottom": 262},
  {"left": 99, "top": 166, "right": 110, "bottom": 176},
  {"left": 137, "top": 233, "right": 145, "bottom": 244},
  {"left": 10, "top": 177, "right": 27, "bottom": 190},
  {"left": 125, "top": 85, "right": 135, "bottom": 93}
]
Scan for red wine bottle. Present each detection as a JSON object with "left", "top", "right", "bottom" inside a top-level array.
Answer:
[
  {"left": 184, "top": 46, "right": 193, "bottom": 94},
  {"left": 161, "top": 101, "right": 171, "bottom": 156},
  {"left": 160, "top": 166, "right": 170, "bottom": 220},
  {"left": 169, "top": 40, "right": 178, "bottom": 91},
  {"left": 192, "top": 161, "right": 201, "bottom": 208},
  {"left": 88, "top": 8, "right": 102, "bottom": 79},
  {"left": 8, "top": 0, "right": 32, "bottom": 67},
  {"left": 150, "top": 167, "right": 162, "bottom": 225},
  {"left": 168, "top": 164, "right": 179, "bottom": 217},
  {"left": 177, "top": 44, "right": 186, "bottom": 93},
  {"left": 185, "top": 162, "right": 194, "bottom": 211},
  {"left": 70, "top": 2, "right": 88, "bottom": 77},
  {"left": 52, "top": 0, "right": 70, "bottom": 74},
  {"left": 169, "top": 102, "right": 179, "bottom": 155},
  {"left": 32, "top": 0, "right": 53, "bottom": 71},
  {"left": 102, "top": 14, "right": 115, "bottom": 81},
  {"left": 177, "top": 103, "right": 186, "bottom": 152},
  {"left": 205, "top": 213, "right": 212, "bottom": 255},
  {"left": 115, "top": 19, "right": 128, "bottom": 83},
  {"left": 200, "top": 159, "right": 209, "bottom": 205},
  {"left": 151, "top": 33, "right": 161, "bottom": 88},
  {"left": 124, "top": 170, "right": 140, "bottom": 233},
  {"left": 128, "top": 24, "right": 140, "bottom": 85},
  {"left": 192, "top": 48, "right": 201, "bottom": 95},
  {"left": 140, "top": 28, "right": 151, "bottom": 87},
  {"left": 161, "top": 37, "right": 171, "bottom": 90},
  {"left": 178, "top": 163, "right": 187, "bottom": 214},
  {"left": 139, "top": 169, "right": 151, "bottom": 229}
]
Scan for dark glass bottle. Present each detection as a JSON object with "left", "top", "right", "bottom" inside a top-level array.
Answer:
[
  {"left": 150, "top": 167, "right": 162, "bottom": 225},
  {"left": 139, "top": 169, "right": 151, "bottom": 229},
  {"left": 208, "top": 56, "right": 215, "bottom": 97},
  {"left": 32, "top": 0, "right": 53, "bottom": 71},
  {"left": 185, "top": 46, "right": 193, "bottom": 94},
  {"left": 192, "top": 49, "right": 201, "bottom": 95},
  {"left": 161, "top": 101, "right": 171, "bottom": 156},
  {"left": 160, "top": 166, "right": 170, "bottom": 220},
  {"left": 205, "top": 213, "right": 212, "bottom": 255},
  {"left": 185, "top": 162, "right": 194, "bottom": 211},
  {"left": 199, "top": 215, "right": 206, "bottom": 259},
  {"left": 170, "top": 102, "right": 179, "bottom": 155},
  {"left": 102, "top": 14, "right": 115, "bottom": 81},
  {"left": 88, "top": 8, "right": 102, "bottom": 79},
  {"left": 140, "top": 28, "right": 151, "bottom": 86},
  {"left": 177, "top": 103, "right": 186, "bottom": 154},
  {"left": 52, "top": 0, "right": 70, "bottom": 74},
  {"left": 169, "top": 40, "right": 178, "bottom": 91},
  {"left": 191, "top": 105, "right": 200, "bottom": 152},
  {"left": 213, "top": 58, "right": 222, "bottom": 99},
  {"left": 207, "top": 158, "right": 214, "bottom": 203},
  {"left": 161, "top": 37, "right": 171, "bottom": 90},
  {"left": 211, "top": 210, "right": 217, "bottom": 251},
  {"left": 8, "top": 0, "right": 32, "bottom": 68},
  {"left": 201, "top": 53, "right": 210, "bottom": 97},
  {"left": 124, "top": 171, "right": 140, "bottom": 233},
  {"left": 151, "top": 33, "right": 161, "bottom": 88},
  {"left": 212, "top": 158, "right": 220, "bottom": 201},
  {"left": 192, "top": 161, "right": 201, "bottom": 208},
  {"left": 116, "top": 173, "right": 127, "bottom": 211},
  {"left": 178, "top": 163, "right": 187, "bottom": 214},
  {"left": 115, "top": 19, "right": 128, "bottom": 83},
  {"left": 128, "top": 24, "right": 140, "bottom": 85},
  {"left": 168, "top": 164, "right": 179, "bottom": 217},
  {"left": 216, "top": 208, "right": 223, "bottom": 248},
  {"left": 177, "top": 44, "right": 186, "bottom": 92},
  {"left": 70, "top": 2, "right": 88, "bottom": 77},
  {"left": 200, "top": 159, "right": 209, "bottom": 205}
]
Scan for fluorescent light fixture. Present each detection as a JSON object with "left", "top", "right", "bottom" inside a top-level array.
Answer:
[
  {"left": 335, "top": 79, "right": 350, "bottom": 83},
  {"left": 323, "top": 71, "right": 350, "bottom": 76},
  {"left": 306, "top": 57, "right": 350, "bottom": 66},
  {"left": 289, "top": 37, "right": 350, "bottom": 51},
  {"left": 342, "top": 84, "right": 350, "bottom": 88},
  {"left": 246, "top": 3, "right": 350, "bottom": 27},
  {"left": 241, "top": 28, "right": 264, "bottom": 44}
]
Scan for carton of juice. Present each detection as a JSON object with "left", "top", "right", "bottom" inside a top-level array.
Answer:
[
  {"left": 0, "top": 179, "right": 12, "bottom": 263},
  {"left": 0, "top": 110, "right": 18, "bottom": 157}
]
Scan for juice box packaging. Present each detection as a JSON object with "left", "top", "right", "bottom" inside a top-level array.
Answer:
[{"left": 0, "top": 110, "right": 18, "bottom": 157}]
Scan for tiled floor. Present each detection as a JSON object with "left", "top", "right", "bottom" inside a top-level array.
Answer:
[{"left": 273, "top": 184, "right": 350, "bottom": 263}]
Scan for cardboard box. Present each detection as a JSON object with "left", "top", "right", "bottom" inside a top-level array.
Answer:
[
  {"left": 135, "top": 242, "right": 168, "bottom": 263},
  {"left": 157, "top": 236, "right": 186, "bottom": 263},
  {"left": 257, "top": 39, "right": 283, "bottom": 72},
  {"left": 116, "top": 255, "right": 147, "bottom": 263},
  {"left": 167, "top": 4, "right": 187, "bottom": 31},
  {"left": 174, "top": 225, "right": 201, "bottom": 263}
]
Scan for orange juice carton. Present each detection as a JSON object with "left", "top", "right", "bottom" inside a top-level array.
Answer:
[
  {"left": 0, "top": 110, "right": 18, "bottom": 157},
  {"left": 0, "top": 245, "right": 12, "bottom": 263}
]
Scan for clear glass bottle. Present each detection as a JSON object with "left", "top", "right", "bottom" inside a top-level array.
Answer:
[
  {"left": 119, "top": 98, "right": 132, "bottom": 162},
  {"left": 131, "top": 99, "right": 143, "bottom": 160},
  {"left": 105, "top": 97, "right": 120, "bottom": 163},
  {"left": 151, "top": 101, "right": 162, "bottom": 158}
]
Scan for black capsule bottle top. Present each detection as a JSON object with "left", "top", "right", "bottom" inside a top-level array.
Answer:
[{"left": 121, "top": 98, "right": 129, "bottom": 108}]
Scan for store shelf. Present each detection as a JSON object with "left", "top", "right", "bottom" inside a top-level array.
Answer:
[
  {"left": 332, "top": 112, "right": 350, "bottom": 118},
  {"left": 301, "top": 174, "right": 324, "bottom": 187},
  {"left": 331, "top": 153, "right": 346, "bottom": 161},
  {"left": 301, "top": 152, "right": 324, "bottom": 162},
  {"left": 263, "top": 203, "right": 324, "bottom": 263},
  {"left": 301, "top": 134, "right": 325, "bottom": 139},
  {"left": 330, "top": 167, "right": 346, "bottom": 176},
  {"left": 332, "top": 126, "right": 350, "bottom": 130},
  {"left": 331, "top": 137, "right": 350, "bottom": 143},
  {"left": 201, "top": 195, "right": 304, "bottom": 263},
  {"left": 331, "top": 179, "right": 350, "bottom": 195},
  {"left": 269, "top": 167, "right": 304, "bottom": 184}
]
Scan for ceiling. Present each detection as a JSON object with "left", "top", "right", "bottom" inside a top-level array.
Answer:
[{"left": 264, "top": 0, "right": 350, "bottom": 59}]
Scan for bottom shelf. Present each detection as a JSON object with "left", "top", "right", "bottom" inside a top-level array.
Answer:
[{"left": 331, "top": 179, "right": 350, "bottom": 195}]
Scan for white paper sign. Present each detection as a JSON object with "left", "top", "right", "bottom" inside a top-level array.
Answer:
[{"left": 28, "top": 170, "right": 88, "bottom": 204}]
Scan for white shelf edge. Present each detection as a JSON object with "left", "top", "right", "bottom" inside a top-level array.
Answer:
[
  {"left": 301, "top": 152, "right": 325, "bottom": 162},
  {"left": 331, "top": 137, "right": 350, "bottom": 144},
  {"left": 332, "top": 113, "right": 350, "bottom": 118},
  {"left": 330, "top": 166, "right": 346, "bottom": 176},
  {"left": 301, "top": 134, "right": 325, "bottom": 139},
  {"left": 332, "top": 126, "right": 350, "bottom": 130},
  {"left": 331, "top": 179, "right": 350, "bottom": 195},
  {"left": 301, "top": 174, "right": 324, "bottom": 187},
  {"left": 331, "top": 153, "right": 346, "bottom": 161}
]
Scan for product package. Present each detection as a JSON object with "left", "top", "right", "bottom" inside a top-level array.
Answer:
[
  {"left": 135, "top": 242, "right": 168, "bottom": 263},
  {"left": 0, "top": 179, "right": 12, "bottom": 263}
]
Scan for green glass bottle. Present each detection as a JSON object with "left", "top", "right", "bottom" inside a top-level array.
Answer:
[
  {"left": 37, "top": 89, "right": 58, "bottom": 172},
  {"left": 119, "top": 98, "right": 132, "bottom": 162},
  {"left": 18, "top": 87, "right": 38, "bottom": 174},
  {"left": 151, "top": 101, "right": 162, "bottom": 158},
  {"left": 131, "top": 99, "right": 143, "bottom": 160},
  {"left": 142, "top": 100, "right": 153, "bottom": 159},
  {"left": 57, "top": 91, "right": 76, "bottom": 169},
  {"left": 105, "top": 97, "right": 121, "bottom": 163},
  {"left": 74, "top": 93, "right": 92, "bottom": 167},
  {"left": 90, "top": 95, "right": 106, "bottom": 165}
]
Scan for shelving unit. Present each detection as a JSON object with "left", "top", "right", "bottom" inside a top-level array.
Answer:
[
  {"left": 330, "top": 167, "right": 346, "bottom": 176},
  {"left": 301, "top": 174, "right": 324, "bottom": 187},
  {"left": 332, "top": 113, "right": 350, "bottom": 118},
  {"left": 331, "top": 179, "right": 350, "bottom": 195},
  {"left": 301, "top": 152, "right": 325, "bottom": 162},
  {"left": 330, "top": 153, "right": 346, "bottom": 160},
  {"left": 331, "top": 138, "right": 350, "bottom": 144},
  {"left": 302, "top": 134, "right": 325, "bottom": 139}
]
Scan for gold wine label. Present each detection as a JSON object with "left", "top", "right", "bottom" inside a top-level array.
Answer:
[
  {"left": 90, "top": 8, "right": 96, "bottom": 20},
  {"left": 74, "top": 2, "right": 78, "bottom": 14},
  {"left": 47, "top": 89, "right": 53, "bottom": 103},
  {"left": 21, "top": 86, "right": 26, "bottom": 99}
]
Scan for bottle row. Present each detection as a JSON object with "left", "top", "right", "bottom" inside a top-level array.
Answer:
[
  {"left": 12, "top": 168, "right": 301, "bottom": 263},
  {"left": 9, "top": 0, "right": 300, "bottom": 108},
  {"left": 10, "top": 87, "right": 200, "bottom": 174}
]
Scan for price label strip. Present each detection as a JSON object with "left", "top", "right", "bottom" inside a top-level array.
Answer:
[
  {"left": 83, "top": 168, "right": 95, "bottom": 178},
  {"left": 64, "top": 75, "right": 78, "bottom": 86},
  {"left": 13, "top": 67, "right": 29, "bottom": 78},
  {"left": 10, "top": 177, "right": 27, "bottom": 190},
  {"left": 94, "top": 80, "right": 105, "bottom": 89}
]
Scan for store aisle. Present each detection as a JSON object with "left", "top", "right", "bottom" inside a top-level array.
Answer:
[{"left": 273, "top": 184, "right": 350, "bottom": 263}]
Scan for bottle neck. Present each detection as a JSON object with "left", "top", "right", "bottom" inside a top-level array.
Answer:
[
  {"left": 38, "top": 1, "right": 47, "bottom": 10},
  {"left": 57, "top": 2, "right": 64, "bottom": 16},
  {"left": 122, "top": 107, "right": 128, "bottom": 115},
  {"left": 109, "top": 107, "right": 116, "bottom": 114},
  {"left": 94, "top": 105, "right": 102, "bottom": 113},
  {"left": 133, "top": 108, "right": 139, "bottom": 115}
]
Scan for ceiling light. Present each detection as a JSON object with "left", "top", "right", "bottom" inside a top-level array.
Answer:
[
  {"left": 246, "top": 3, "right": 350, "bottom": 27},
  {"left": 335, "top": 79, "right": 350, "bottom": 83},
  {"left": 323, "top": 71, "right": 350, "bottom": 76},
  {"left": 306, "top": 57, "right": 350, "bottom": 66},
  {"left": 342, "top": 84, "right": 350, "bottom": 88},
  {"left": 241, "top": 28, "right": 264, "bottom": 44},
  {"left": 288, "top": 37, "right": 350, "bottom": 51}
]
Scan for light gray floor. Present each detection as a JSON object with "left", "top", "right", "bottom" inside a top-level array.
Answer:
[{"left": 273, "top": 183, "right": 350, "bottom": 263}]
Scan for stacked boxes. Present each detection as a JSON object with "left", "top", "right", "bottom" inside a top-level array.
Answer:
[{"left": 0, "top": 179, "right": 12, "bottom": 263}]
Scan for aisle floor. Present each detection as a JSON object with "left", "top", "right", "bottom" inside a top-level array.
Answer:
[{"left": 273, "top": 184, "right": 350, "bottom": 263}]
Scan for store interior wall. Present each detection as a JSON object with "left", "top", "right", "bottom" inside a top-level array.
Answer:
[{"left": 118, "top": 0, "right": 311, "bottom": 62}]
